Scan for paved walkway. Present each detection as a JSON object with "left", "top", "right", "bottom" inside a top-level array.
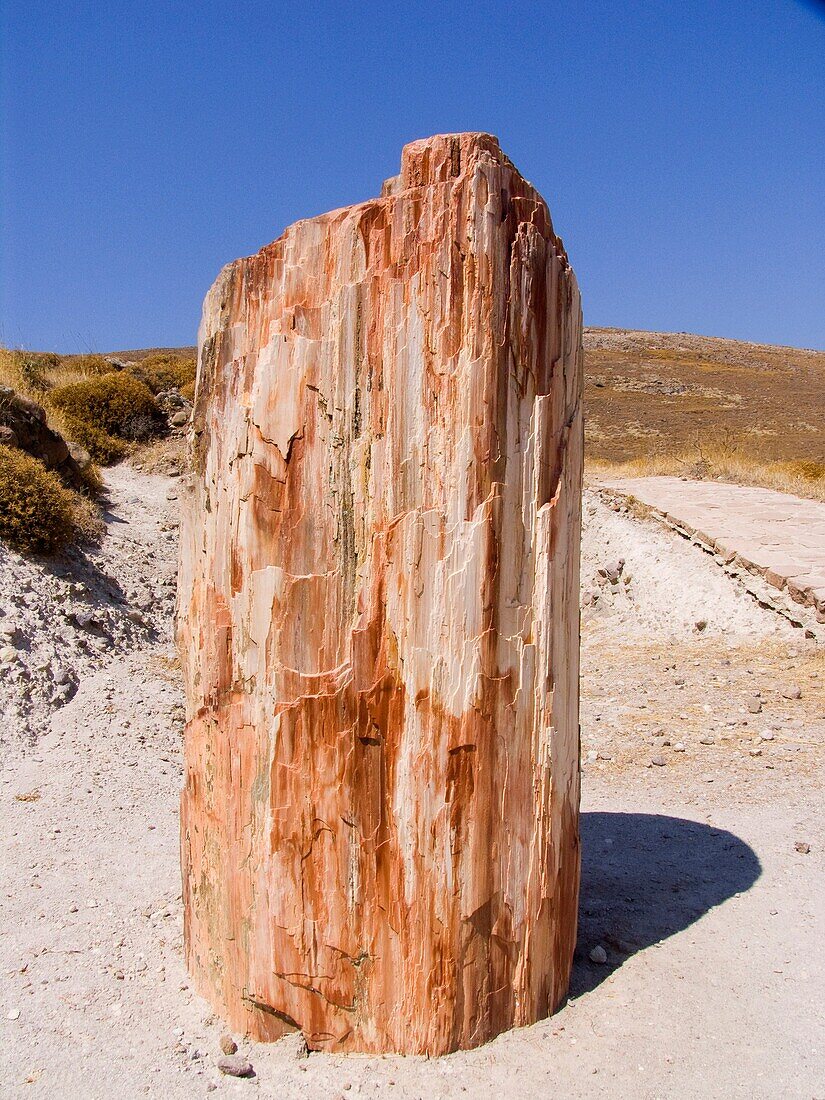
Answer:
[{"left": 602, "top": 476, "right": 825, "bottom": 614}]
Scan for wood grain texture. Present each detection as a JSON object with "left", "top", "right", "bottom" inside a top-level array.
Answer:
[{"left": 177, "top": 132, "right": 583, "bottom": 1054}]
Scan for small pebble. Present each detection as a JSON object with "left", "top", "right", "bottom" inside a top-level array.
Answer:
[
  {"left": 650, "top": 755, "right": 666, "bottom": 767},
  {"left": 795, "top": 841, "right": 811, "bottom": 854},
  {"left": 781, "top": 685, "right": 802, "bottom": 700},
  {"left": 588, "top": 945, "right": 608, "bottom": 964},
  {"left": 745, "top": 697, "right": 762, "bottom": 714},
  {"left": 219, "top": 1034, "right": 238, "bottom": 1055}
]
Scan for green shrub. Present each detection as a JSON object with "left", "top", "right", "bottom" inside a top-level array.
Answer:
[
  {"left": 0, "top": 444, "right": 101, "bottom": 553},
  {"left": 48, "top": 372, "right": 166, "bottom": 445},
  {"left": 60, "top": 415, "right": 130, "bottom": 465},
  {"left": 127, "top": 354, "right": 196, "bottom": 395}
]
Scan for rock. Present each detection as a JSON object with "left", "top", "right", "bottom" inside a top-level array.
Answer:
[
  {"left": 156, "top": 388, "right": 191, "bottom": 413},
  {"left": 7, "top": 1008, "right": 20, "bottom": 1020},
  {"left": 178, "top": 133, "right": 583, "bottom": 1056},
  {"left": 217, "top": 1055, "right": 255, "bottom": 1078},
  {"left": 781, "top": 685, "right": 802, "bottom": 700},
  {"left": 277, "top": 1030, "right": 309, "bottom": 1060},
  {"left": 585, "top": 749, "right": 598, "bottom": 764},
  {"left": 0, "top": 387, "right": 88, "bottom": 491},
  {"left": 598, "top": 558, "right": 625, "bottom": 583},
  {"left": 219, "top": 1035, "right": 237, "bottom": 1055},
  {"left": 759, "top": 730, "right": 775, "bottom": 742},
  {"left": 67, "top": 442, "right": 92, "bottom": 470},
  {"left": 588, "top": 945, "right": 608, "bottom": 964},
  {"left": 694, "top": 619, "right": 707, "bottom": 632},
  {"left": 651, "top": 754, "right": 667, "bottom": 767},
  {"left": 0, "top": 645, "right": 18, "bottom": 664},
  {"left": 170, "top": 410, "right": 190, "bottom": 428},
  {"left": 749, "top": 747, "right": 762, "bottom": 757},
  {"left": 699, "top": 735, "right": 715, "bottom": 745},
  {"left": 745, "top": 697, "right": 762, "bottom": 714},
  {"left": 795, "top": 841, "right": 811, "bottom": 854},
  {"left": 673, "top": 742, "right": 685, "bottom": 752}
]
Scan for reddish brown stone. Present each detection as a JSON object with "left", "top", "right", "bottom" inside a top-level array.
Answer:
[{"left": 177, "top": 132, "right": 583, "bottom": 1055}]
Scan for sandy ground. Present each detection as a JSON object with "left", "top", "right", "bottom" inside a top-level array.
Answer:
[{"left": 1, "top": 469, "right": 823, "bottom": 1098}]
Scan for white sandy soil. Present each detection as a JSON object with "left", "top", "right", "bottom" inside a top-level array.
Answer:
[{"left": 1, "top": 468, "right": 822, "bottom": 1098}]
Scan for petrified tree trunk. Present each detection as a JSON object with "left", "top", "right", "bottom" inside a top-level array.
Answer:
[{"left": 178, "top": 132, "right": 582, "bottom": 1056}]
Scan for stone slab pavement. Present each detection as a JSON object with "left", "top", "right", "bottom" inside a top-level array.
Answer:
[{"left": 601, "top": 476, "right": 825, "bottom": 615}]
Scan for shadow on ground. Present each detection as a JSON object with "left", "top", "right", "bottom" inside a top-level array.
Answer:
[{"left": 570, "top": 811, "right": 761, "bottom": 997}]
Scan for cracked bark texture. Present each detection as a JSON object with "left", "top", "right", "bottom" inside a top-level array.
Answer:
[{"left": 178, "top": 132, "right": 583, "bottom": 1055}]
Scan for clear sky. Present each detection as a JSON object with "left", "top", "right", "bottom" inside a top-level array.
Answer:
[{"left": 1, "top": 0, "right": 823, "bottom": 352}]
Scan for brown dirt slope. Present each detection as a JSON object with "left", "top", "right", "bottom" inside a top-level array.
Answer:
[{"left": 584, "top": 327, "right": 825, "bottom": 464}]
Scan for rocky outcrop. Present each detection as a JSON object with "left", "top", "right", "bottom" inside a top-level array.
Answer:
[
  {"left": 177, "top": 132, "right": 583, "bottom": 1055},
  {"left": 0, "top": 387, "right": 89, "bottom": 490}
]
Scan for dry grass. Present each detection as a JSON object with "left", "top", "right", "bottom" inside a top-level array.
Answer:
[{"left": 588, "top": 448, "right": 825, "bottom": 501}]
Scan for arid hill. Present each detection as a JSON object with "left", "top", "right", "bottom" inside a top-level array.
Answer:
[{"left": 584, "top": 327, "right": 825, "bottom": 467}]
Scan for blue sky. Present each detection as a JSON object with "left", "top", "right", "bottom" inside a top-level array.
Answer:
[{"left": 1, "top": 0, "right": 823, "bottom": 352}]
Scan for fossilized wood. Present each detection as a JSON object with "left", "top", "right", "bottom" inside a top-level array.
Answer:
[{"left": 178, "top": 132, "right": 583, "bottom": 1055}]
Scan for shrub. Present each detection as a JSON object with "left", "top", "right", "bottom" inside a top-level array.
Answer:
[
  {"left": 127, "top": 354, "right": 196, "bottom": 395},
  {"left": 179, "top": 380, "right": 196, "bottom": 402},
  {"left": 48, "top": 372, "right": 166, "bottom": 445},
  {"left": 0, "top": 444, "right": 101, "bottom": 553},
  {"left": 59, "top": 415, "right": 130, "bottom": 465}
]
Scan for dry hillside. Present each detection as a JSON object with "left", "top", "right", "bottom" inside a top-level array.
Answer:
[{"left": 584, "top": 327, "right": 824, "bottom": 461}]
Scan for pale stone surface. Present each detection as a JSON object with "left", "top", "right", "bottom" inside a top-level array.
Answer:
[
  {"left": 605, "top": 477, "right": 825, "bottom": 612},
  {"left": 177, "top": 133, "right": 583, "bottom": 1055}
]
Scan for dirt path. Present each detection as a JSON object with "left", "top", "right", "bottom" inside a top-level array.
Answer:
[
  {"left": 603, "top": 476, "right": 825, "bottom": 615},
  {"left": 1, "top": 468, "right": 823, "bottom": 1098}
]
